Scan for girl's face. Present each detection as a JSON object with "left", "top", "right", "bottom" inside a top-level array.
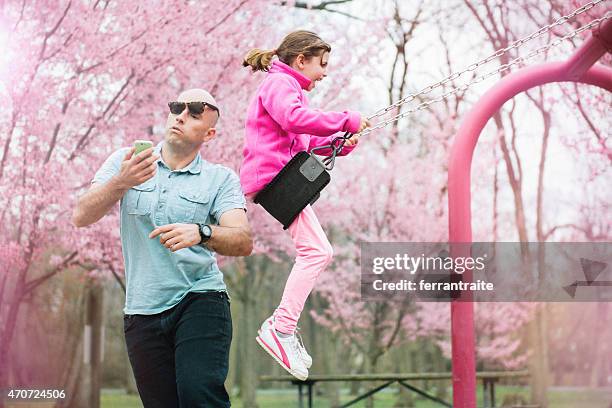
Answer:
[{"left": 293, "top": 51, "right": 329, "bottom": 91}]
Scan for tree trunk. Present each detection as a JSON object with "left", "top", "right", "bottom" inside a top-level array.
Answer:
[
  {"left": 349, "top": 357, "right": 364, "bottom": 395},
  {"left": 225, "top": 300, "right": 239, "bottom": 398},
  {"left": 365, "top": 351, "right": 383, "bottom": 408},
  {"left": 311, "top": 295, "right": 341, "bottom": 405},
  {"left": 325, "top": 336, "right": 341, "bottom": 406},
  {"left": 239, "top": 268, "right": 259, "bottom": 408},
  {"left": 0, "top": 275, "right": 25, "bottom": 389},
  {"left": 529, "top": 305, "right": 549, "bottom": 407},
  {"left": 62, "top": 341, "right": 84, "bottom": 408},
  {"left": 78, "top": 281, "right": 104, "bottom": 408},
  {"left": 227, "top": 256, "right": 279, "bottom": 407},
  {"left": 530, "top": 93, "right": 551, "bottom": 407},
  {"left": 394, "top": 342, "right": 415, "bottom": 407},
  {"left": 589, "top": 303, "right": 609, "bottom": 387},
  {"left": 434, "top": 344, "right": 449, "bottom": 401},
  {"left": 233, "top": 298, "right": 244, "bottom": 397},
  {"left": 59, "top": 281, "right": 86, "bottom": 408}
]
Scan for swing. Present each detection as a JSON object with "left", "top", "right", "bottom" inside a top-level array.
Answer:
[
  {"left": 254, "top": 132, "right": 351, "bottom": 229},
  {"left": 254, "top": 1, "right": 610, "bottom": 230}
]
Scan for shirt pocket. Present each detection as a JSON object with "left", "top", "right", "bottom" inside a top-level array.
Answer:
[
  {"left": 173, "top": 188, "right": 211, "bottom": 223},
  {"left": 126, "top": 181, "right": 156, "bottom": 216}
]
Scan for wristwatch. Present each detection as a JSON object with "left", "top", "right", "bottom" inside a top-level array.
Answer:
[{"left": 197, "top": 223, "right": 213, "bottom": 245}]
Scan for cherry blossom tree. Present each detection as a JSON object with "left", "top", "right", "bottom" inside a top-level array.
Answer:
[
  {"left": 305, "top": 1, "right": 609, "bottom": 406},
  {"left": 2, "top": 1, "right": 609, "bottom": 406},
  {"left": 0, "top": 0, "right": 274, "bottom": 393}
]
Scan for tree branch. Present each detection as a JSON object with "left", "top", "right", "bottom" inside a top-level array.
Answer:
[
  {"left": 23, "top": 251, "right": 79, "bottom": 296},
  {"left": 543, "top": 223, "right": 588, "bottom": 241},
  {"left": 206, "top": 0, "right": 252, "bottom": 34},
  {"left": 68, "top": 70, "right": 135, "bottom": 161},
  {"left": 563, "top": 84, "right": 611, "bottom": 163},
  {"left": 44, "top": 100, "right": 70, "bottom": 163},
  {"left": 105, "top": 261, "right": 126, "bottom": 293},
  {"left": 282, "top": 0, "right": 362, "bottom": 20},
  {"left": 0, "top": 1, "right": 73, "bottom": 179}
]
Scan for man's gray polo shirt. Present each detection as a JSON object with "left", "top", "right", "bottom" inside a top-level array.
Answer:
[{"left": 92, "top": 142, "right": 246, "bottom": 314}]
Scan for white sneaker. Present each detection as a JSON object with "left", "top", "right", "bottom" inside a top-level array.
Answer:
[
  {"left": 258, "top": 317, "right": 313, "bottom": 368},
  {"left": 295, "top": 328, "right": 313, "bottom": 369},
  {"left": 256, "top": 316, "right": 309, "bottom": 381}
]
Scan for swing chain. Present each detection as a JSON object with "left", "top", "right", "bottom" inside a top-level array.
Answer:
[
  {"left": 366, "top": 0, "right": 606, "bottom": 122},
  {"left": 359, "top": 9, "right": 611, "bottom": 137},
  {"left": 311, "top": 2, "right": 609, "bottom": 169}
]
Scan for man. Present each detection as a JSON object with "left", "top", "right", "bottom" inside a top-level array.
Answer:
[{"left": 72, "top": 89, "right": 252, "bottom": 407}]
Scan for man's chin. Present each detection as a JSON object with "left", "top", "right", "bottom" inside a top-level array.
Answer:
[
  {"left": 165, "top": 132, "right": 181, "bottom": 143},
  {"left": 165, "top": 134, "right": 199, "bottom": 151}
]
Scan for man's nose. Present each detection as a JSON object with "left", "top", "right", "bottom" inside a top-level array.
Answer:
[{"left": 175, "top": 108, "right": 188, "bottom": 123}]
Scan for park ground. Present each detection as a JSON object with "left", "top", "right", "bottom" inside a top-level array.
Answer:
[{"left": 99, "top": 386, "right": 612, "bottom": 407}]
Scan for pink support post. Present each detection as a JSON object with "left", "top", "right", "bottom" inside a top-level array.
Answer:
[{"left": 447, "top": 19, "right": 612, "bottom": 407}]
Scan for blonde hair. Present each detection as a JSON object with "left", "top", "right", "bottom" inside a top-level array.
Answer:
[{"left": 243, "top": 30, "right": 331, "bottom": 72}]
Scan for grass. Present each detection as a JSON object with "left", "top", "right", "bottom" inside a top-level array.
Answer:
[{"left": 100, "top": 386, "right": 612, "bottom": 408}]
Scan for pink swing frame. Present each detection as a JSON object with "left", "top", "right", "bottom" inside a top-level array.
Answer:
[{"left": 447, "top": 19, "right": 612, "bottom": 407}]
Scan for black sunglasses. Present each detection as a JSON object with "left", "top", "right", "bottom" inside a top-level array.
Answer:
[{"left": 168, "top": 101, "right": 220, "bottom": 117}]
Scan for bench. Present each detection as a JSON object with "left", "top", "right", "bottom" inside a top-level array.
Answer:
[{"left": 260, "top": 371, "right": 530, "bottom": 408}]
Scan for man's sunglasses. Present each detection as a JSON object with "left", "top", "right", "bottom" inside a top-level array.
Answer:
[{"left": 168, "top": 101, "right": 220, "bottom": 117}]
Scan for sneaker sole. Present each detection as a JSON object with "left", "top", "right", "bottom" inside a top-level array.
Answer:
[
  {"left": 255, "top": 335, "right": 308, "bottom": 381},
  {"left": 257, "top": 329, "right": 313, "bottom": 369}
]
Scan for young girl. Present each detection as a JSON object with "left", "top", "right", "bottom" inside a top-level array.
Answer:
[{"left": 240, "top": 30, "right": 370, "bottom": 380}]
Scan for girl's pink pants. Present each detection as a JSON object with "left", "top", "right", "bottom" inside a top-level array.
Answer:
[
  {"left": 248, "top": 193, "right": 332, "bottom": 334},
  {"left": 274, "top": 205, "right": 332, "bottom": 334}
]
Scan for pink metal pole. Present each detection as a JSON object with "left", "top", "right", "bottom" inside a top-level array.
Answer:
[{"left": 447, "top": 19, "right": 612, "bottom": 408}]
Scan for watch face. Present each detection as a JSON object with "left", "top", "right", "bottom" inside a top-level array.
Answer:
[{"left": 200, "top": 224, "right": 212, "bottom": 241}]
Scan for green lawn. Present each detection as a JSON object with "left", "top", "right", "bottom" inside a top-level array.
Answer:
[{"left": 101, "top": 386, "right": 612, "bottom": 408}]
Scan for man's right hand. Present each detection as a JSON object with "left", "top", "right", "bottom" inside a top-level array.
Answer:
[{"left": 114, "top": 147, "right": 160, "bottom": 189}]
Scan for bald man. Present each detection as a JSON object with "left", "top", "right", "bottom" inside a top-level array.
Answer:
[{"left": 73, "top": 89, "right": 252, "bottom": 407}]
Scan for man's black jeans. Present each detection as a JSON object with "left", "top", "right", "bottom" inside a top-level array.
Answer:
[{"left": 123, "top": 291, "right": 232, "bottom": 407}]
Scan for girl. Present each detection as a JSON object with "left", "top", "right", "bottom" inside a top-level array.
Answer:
[{"left": 240, "top": 30, "right": 370, "bottom": 380}]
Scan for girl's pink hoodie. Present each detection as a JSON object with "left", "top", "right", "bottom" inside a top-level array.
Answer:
[{"left": 240, "top": 60, "right": 361, "bottom": 195}]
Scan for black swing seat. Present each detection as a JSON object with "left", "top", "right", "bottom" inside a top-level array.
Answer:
[
  {"left": 254, "top": 151, "right": 330, "bottom": 229},
  {"left": 254, "top": 132, "right": 351, "bottom": 229}
]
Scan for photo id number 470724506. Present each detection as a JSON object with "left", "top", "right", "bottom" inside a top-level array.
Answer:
[{"left": 4, "top": 389, "right": 66, "bottom": 400}]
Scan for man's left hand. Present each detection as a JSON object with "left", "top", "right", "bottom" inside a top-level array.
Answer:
[{"left": 149, "top": 223, "right": 202, "bottom": 252}]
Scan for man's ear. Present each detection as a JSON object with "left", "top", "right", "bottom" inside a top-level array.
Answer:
[{"left": 203, "top": 127, "right": 216, "bottom": 142}]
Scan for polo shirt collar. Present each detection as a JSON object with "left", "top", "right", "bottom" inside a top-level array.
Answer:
[{"left": 155, "top": 141, "right": 202, "bottom": 174}]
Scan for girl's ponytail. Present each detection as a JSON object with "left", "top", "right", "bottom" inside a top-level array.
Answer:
[
  {"left": 243, "top": 48, "right": 277, "bottom": 72},
  {"left": 243, "top": 31, "right": 331, "bottom": 73}
]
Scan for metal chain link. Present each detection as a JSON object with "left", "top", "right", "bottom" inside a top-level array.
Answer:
[
  {"left": 366, "top": 0, "right": 606, "bottom": 121},
  {"left": 359, "top": 9, "right": 611, "bottom": 137}
]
